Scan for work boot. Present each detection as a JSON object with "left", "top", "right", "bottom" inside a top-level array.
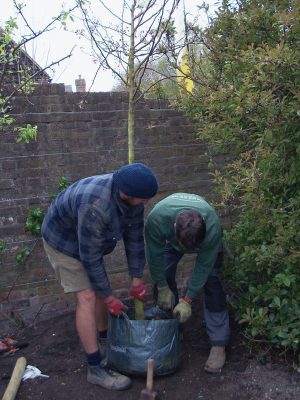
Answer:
[
  {"left": 204, "top": 346, "right": 226, "bottom": 373},
  {"left": 87, "top": 365, "right": 131, "bottom": 390}
]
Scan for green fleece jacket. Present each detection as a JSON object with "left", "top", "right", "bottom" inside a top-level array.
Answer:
[{"left": 145, "top": 193, "right": 222, "bottom": 299}]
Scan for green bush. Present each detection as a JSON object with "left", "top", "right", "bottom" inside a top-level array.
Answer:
[
  {"left": 176, "top": 0, "right": 300, "bottom": 358},
  {"left": 224, "top": 206, "right": 300, "bottom": 351}
]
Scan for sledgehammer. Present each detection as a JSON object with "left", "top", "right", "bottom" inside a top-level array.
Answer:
[{"left": 139, "top": 358, "right": 158, "bottom": 400}]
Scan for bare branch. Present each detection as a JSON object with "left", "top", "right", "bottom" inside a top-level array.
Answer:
[
  {"left": 3, "top": 50, "right": 75, "bottom": 109},
  {"left": 13, "top": 0, "right": 35, "bottom": 35},
  {"left": 75, "top": 0, "right": 182, "bottom": 162},
  {"left": 0, "top": 2, "right": 79, "bottom": 91}
]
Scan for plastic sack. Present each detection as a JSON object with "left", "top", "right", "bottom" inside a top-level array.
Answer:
[
  {"left": 22, "top": 365, "right": 49, "bottom": 381},
  {"left": 107, "top": 306, "right": 181, "bottom": 376}
]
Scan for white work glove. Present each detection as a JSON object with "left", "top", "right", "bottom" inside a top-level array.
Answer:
[{"left": 173, "top": 296, "right": 192, "bottom": 323}]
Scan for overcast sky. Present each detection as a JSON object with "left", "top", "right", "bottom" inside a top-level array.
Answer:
[{"left": 1, "top": 1, "right": 218, "bottom": 92}]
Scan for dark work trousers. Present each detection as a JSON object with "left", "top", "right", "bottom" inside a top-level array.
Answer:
[{"left": 161, "top": 243, "right": 230, "bottom": 346}]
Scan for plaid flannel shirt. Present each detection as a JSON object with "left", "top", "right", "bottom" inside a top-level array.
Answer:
[{"left": 41, "top": 174, "right": 145, "bottom": 297}]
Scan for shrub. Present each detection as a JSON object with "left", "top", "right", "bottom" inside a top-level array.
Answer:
[{"left": 177, "top": 0, "right": 300, "bottom": 359}]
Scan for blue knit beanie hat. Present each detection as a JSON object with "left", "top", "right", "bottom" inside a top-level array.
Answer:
[{"left": 113, "top": 163, "right": 158, "bottom": 199}]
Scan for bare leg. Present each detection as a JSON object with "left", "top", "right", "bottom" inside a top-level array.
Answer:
[
  {"left": 95, "top": 295, "right": 108, "bottom": 332},
  {"left": 77, "top": 290, "right": 131, "bottom": 390},
  {"left": 76, "top": 289, "right": 98, "bottom": 354}
]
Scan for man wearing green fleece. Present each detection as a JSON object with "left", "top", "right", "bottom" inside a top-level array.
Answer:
[{"left": 145, "top": 193, "right": 230, "bottom": 373}]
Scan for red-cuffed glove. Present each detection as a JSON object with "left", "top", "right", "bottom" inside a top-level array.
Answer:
[
  {"left": 104, "top": 295, "right": 127, "bottom": 316},
  {"left": 129, "top": 282, "right": 147, "bottom": 302}
]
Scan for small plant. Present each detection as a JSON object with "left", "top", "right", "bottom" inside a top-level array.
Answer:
[
  {"left": 0, "top": 240, "right": 7, "bottom": 257},
  {"left": 0, "top": 115, "right": 14, "bottom": 129},
  {"left": 25, "top": 208, "right": 44, "bottom": 236},
  {"left": 14, "top": 124, "right": 37, "bottom": 143},
  {"left": 51, "top": 176, "right": 71, "bottom": 199},
  {"left": 57, "top": 176, "right": 70, "bottom": 192},
  {"left": 16, "top": 246, "right": 30, "bottom": 265}
]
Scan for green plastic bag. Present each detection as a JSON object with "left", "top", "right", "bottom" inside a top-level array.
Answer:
[{"left": 107, "top": 306, "right": 181, "bottom": 376}]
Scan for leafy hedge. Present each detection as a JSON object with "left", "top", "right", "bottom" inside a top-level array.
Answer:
[{"left": 177, "top": 0, "right": 300, "bottom": 358}]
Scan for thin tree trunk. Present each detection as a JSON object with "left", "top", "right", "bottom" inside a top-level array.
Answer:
[
  {"left": 128, "top": 90, "right": 135, "bottom": 164},
  {"left": 128, "top": 1, "right": 136, "bottom": 164}
]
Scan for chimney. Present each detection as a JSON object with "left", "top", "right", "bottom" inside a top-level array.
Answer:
[{"left": 75, "top": 75, "right": 86, "bottom": 92}]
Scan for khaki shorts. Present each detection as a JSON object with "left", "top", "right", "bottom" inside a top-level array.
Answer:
[{"left": 43, "top": 239, "right": 91, "bottom": 293}]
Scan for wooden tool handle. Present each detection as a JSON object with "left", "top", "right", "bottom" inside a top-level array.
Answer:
[
  {"left": 146, "top": 358, "right": 154, "bottom": 391},
  {"left": 134, "top": 297, "right": 144, "bottom": 320},
  {"left": 2, "top": 356, "right": 27, "bottom": 400}
]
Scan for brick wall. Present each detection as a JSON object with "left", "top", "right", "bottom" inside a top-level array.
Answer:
[{"left": 0, "top": 83, "right": 227, "bottom": 331}]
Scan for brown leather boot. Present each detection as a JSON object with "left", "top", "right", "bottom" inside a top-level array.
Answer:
[{"left": 204, "top": 346, "right": 226, "bottom": 373}]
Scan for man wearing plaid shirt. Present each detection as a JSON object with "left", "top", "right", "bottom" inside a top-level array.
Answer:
[{"left": 42, "top": 163, "right": 158, "bottom": 391}]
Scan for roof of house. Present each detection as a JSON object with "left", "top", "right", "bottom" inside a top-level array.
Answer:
[{"left": 0, "top": 28, "right": 51, "bottom": 84}]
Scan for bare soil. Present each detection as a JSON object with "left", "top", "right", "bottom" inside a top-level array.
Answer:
[{"left": 1, "top": 298, "right": 299, "bottom": 400}]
